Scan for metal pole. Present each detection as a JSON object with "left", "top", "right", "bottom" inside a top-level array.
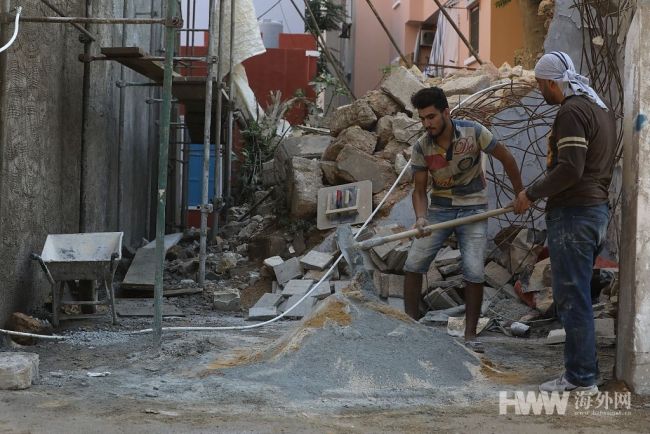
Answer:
[
  {"left": 431, "top": 0, "right": 484, "bottom": 65},
  {"left": 180, "top": 118, "right": 189, "bottom": 231},
  {"left": 153, "top": 0, "right": 178, "bottom": 347},
  {"left": 224, "top": 0, "right": 235, "bottom": 209},
  {"left": 210, "top": 0, "right": 226, "bottom": 239},
  {"left": 198, "top": 0, "right": 218, "bottom": 287},
  {"left": 363, "top": 0, "right": 410, "bottom": 66},
  {"left": 296, "top": 0, "right": 355, "bottom": 99}
]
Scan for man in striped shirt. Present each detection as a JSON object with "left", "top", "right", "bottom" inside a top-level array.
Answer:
[
  {"left": 514, "top": 51, "right": 616, "bottom": 395},
  {"left": 403, "top": 87, "right": 523, "bottom": 353}
]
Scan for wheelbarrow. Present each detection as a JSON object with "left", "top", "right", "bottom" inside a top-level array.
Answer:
[{"left": 31, "top": 232, "right": 123, "bottom": 326}]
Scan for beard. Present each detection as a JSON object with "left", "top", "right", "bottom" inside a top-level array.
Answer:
[{"left": 428, "top": 118, "right": 447, "bottom": 139}]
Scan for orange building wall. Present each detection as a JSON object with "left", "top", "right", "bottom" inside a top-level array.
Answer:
[
  {"left": 490, "top": 0, "right": 525, "bottom": 67},
  {"left": 458, "top": 0, "right": 492, "bottom": 68}
]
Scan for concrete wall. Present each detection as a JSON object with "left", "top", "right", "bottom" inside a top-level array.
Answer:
[{"left": 0, "top": 0, "right": 161, "bottom": 326}]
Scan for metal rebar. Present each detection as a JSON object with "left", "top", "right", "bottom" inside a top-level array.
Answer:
[
  {"left": 363, "top": 0, "right": 410, "bottom": 66},
  {"left": 430, "top": 0, "right": 484, "bottom": 65},
  {"left": 210, "top": 0, "right": 226, "bottom": 239},
  {"left": 199, "top": 0, "right": 219, "bottom": 286},
  {"left": 13, "top": 15, "right": 169, "bottom": 25},
  {"left": 38, "top": 0, "right": 97, "bottom": 41},
  {"left": 153, "top": 0, "right": 177, "bottom": 347}
]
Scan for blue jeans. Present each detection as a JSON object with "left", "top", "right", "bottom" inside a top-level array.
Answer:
[
  {"left": 546, "top": 203, "right": 609, "bottom": 387},
  {"left": 404, "top": 206, "right": 487, "bottom": 283}
]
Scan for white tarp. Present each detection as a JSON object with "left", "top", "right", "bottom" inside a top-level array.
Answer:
[{"left": 427, "top": 1, "right": 460, "bottom": 77}]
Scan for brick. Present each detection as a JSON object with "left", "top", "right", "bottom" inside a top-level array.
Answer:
[
  {"left": 282, "top": 279, "right": 315, "bottom": 297},
  {"left": 248, "top": 293, "right": 284, "bottom": 320},
  {"left": 281, "top": 294, "right": 317, "bottom": 319},
  {"left": 484, "top": 261, "right": 512, "bottom": 289},
  {"left": 272, "top": 257, "right": 303, "bottom": 285},
  {"left": 0, "top": 352, "right": 39, "bottom": 390},
  {"left": 300, "top": 250, "right": 334, "bottom": 271}
]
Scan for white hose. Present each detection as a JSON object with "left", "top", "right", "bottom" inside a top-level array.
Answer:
[
  {"left": 0, "top": 7, "right": 22, "bottom": 54},
  {"left": 132, "top": 159, "right": 415, "bottom": 334},
  {"left": 132, "top": 81, "right": 521, "bottom": 335},
  {"left": 0, "top": 327, "right": 68, "bottom": 341}
]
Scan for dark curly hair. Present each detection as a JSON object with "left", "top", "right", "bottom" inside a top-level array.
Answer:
[{"left": 410, "top": 87, "right": 449, "bottom": 111}]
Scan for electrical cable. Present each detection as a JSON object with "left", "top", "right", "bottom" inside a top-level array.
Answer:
[{"left": 0, "top": 7, "right": 22, "bottom": 54}]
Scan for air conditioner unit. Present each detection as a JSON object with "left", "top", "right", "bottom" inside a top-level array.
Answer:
[{"left": 420, "top": 30, "right": 435, "bottom": 47}]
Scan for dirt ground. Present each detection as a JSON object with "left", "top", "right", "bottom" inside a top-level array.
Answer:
[{"left": 1, "top": 291, "right": 649, "bottom": 433}]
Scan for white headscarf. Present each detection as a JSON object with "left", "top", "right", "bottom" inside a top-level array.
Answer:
[{"left": 534, "top": 51, "right": 608, "bottom": 110}]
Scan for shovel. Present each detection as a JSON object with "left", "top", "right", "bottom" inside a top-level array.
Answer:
[{"left": 335, "top": 206, "right": 513, "bottom": 277}]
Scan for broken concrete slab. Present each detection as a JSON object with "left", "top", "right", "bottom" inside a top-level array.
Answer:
[
  {"left": 320, "top": 160, "right": 345, "bottom": 185},
  {"left": 391, "top": 112, "right": 423, "bottom": 145},
  {"left": 336, "top": 145, "right": 397, "bottom": 194},
  {"left": 380, "top": 66, "right": 427, "bottom": 114},
  {"left": 0, "top": 352, "right": 39, "bottom": 390},
  {"left": 300, "top": 250, "right": 334, "bottom": 271},
  {"left": 438, "top": 262, "right": 462, "bottom": 276},
  {"left": 439, "top": 74, "right": 491, "bottom": 97},
  {"left": 282, "top": 279, "right": 315, "bottom": 297},
  {"left": 362, "top": 89, "right": 401, "bottom": 118},
  {"left": 213, "top": 290, "right": 241, "bottom": 311},
  {"left": 123, "top": 234, "right": 184, "bottom": 289},
  {"left": 281, "top": 294, "right": 317, "bottom": 319},
  {"left": 272, "top": 257, "right": 303, "bottom": 285},
  {"left": 329, "top": 99, "right": 377, "bottom": 136},
  {"left": 288, "top": 157, "right": 323, "bottom": 219},
  {"left": 376, "top": 116, "right": 394, "bottom": 148},
  {"left": 310, "top": 280, "right": 332, "bottom": 300},
  {"left": 322, "top": 125, "right": 377, "bottom": 161}
]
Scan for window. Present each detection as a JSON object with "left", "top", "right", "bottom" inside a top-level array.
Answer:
[{"left": 469, "top": 5, "right": 480, "bottom": 52}]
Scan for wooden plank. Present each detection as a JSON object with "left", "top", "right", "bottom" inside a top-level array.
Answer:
[
  {"left": 100, "top": 46, "right": 181, "bottom": 82},
  {"left": 101, "top": 46, "right": 147, "bottom": 58},
  {"left": 115, "top": 298, "right": 184, "bottom": 317}
]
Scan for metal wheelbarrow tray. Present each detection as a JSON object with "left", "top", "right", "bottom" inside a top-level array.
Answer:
[{"left": 32, "top": 232, "right": 123, "bottom": 326}]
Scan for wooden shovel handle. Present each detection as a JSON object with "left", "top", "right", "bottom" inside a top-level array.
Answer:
[{"left": 358, "top": 206, "right": 514, "bottom": 250}]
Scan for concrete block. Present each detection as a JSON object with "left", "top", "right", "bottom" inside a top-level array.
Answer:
[
  {"left": 370, "top": 250, "right": 390, "bottom": 273},
  {"left": 300, "top": 250, "right": 334, "bottom": 271},
  {"left": 281, "top": 294, "right": 317, "bottom": 319},
  {"left": 422, "top": 262, "right": 444, "bottom": 292},
  {"left": 386, "top": 243, "right": 410, "bottom": 271},
  {"left": 373, "top": 271, "right": 390, "bottom": 298},
  {"left": 310, "top": 280, "right": 332, "bottom": 300},
  {"left": 387, "top": 274, "right": 405, "bottom": 298},
  {"left": 484, "top": 262, "right": 512, "bottom": 289},
  {"left": 336, "top": 145, "right": 397, "bottom": 194},
  {"left": 329, "top": 99, "right": 377, "bottom": 136},
  {"left": 272, "top": 257, "right": 303, "bottom": 285},
  {"left": 391, "top": 112, "right": 423, "bottom": 145},
  {"left": 264, "top": 255, "right": 284, "bottom": 268},
  {"left": 546, "top": 328, "right": 566, "bottom": 345},
  {"left": 434, "top": 248, "right": 461, "bottom": 266},
  {"left": 248, "top": 293, "right": 284, "bottom": 320},
  {"left": 440, "top": 74, "right": 491, "bottom": 97},
  {"left": 282, "top": 279, "right": 314, "bottom": 296},
  {"left": 424, "top": 288, "right": 458, "bottom": 310},
  {"left": 380, "top": 66, "right": 427, "bottom": 114},
  {"left": 213, "top": 290, "right": 241, "bottom": 311},
  {"left": 288, "top": 157, "right": 323, "bottom": 219},
  {"left": 595, "top": 318, "right": 616, "bottom": 338},
  {"left": 322, "top": 126, "right": 377, "bottom": 161},
  {"left": 0, "top": 352, "right": 39, "bottom": 390},
  {"left": 362, "top": 89, "right": 401, "bottom": 118},
  {"left": 438, "top": 262, "right": 461, "bottom": 277}
]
